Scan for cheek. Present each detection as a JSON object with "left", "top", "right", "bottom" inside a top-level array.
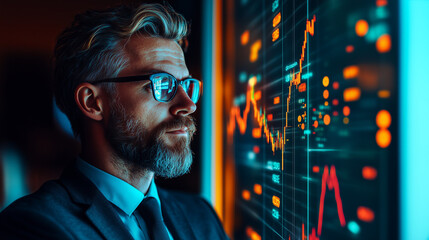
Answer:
[{"left": 135, "top": 102, "right": 170, "bottom": 129}]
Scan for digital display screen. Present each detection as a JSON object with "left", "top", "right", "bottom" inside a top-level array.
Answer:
[{"left": 225, "top": 0, "right": 398, "bottom": 239}]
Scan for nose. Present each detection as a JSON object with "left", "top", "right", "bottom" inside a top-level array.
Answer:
[{"left": 169, "top": 85, "right": 197, "bottom": 116}]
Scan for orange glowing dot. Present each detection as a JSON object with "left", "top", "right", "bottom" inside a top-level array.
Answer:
[
  {"left": 344, "top": 87, "right": 361, "bottom": 102},
  {"left": 343, "top": 106, "right": 351, "bottom": 116},
  {"left": 323, "top": 76, "right": 329, "bottom": 87},
  {"left": 323, "top": 114, "right": 331, "bottom": 125},
  {"left": 357, "top": 206, "right": 375, "bottom": 222},
  {"left": 242, "top": 190, "right": 251, "bottom": 201},
  {"left": 252, "top": 233, "right": 261, "bottom": 240},
  {"left": 250, "top": 40, "right": 262, "bottom": 62},
  {"left": 324, "top": 101, "right": 329, "bottom": 106},
  {"left": 376, "top": 129, "right": 391, "bottom": 148},
  {"left": 254, "top": 184, "right": 262, "bottom": 195},
  {"left": 319, "top": 112, "right": 322, "bottom": 119},
  {"left": 313, "top": 165, "right": 320, "bottom": 173},
  {"left": 301, "top": 123, "right": 305, "bottom": 130},
  {"left": 343, "top": 117, "right": 349, "bottom": 124},
  {"left": 298, "top": 115, "right": 302, "bottom": 122},
  {"left": 272, "top": 28, "right": 280, "bottom": 42},
  {"left": 362, "top": 166, "right": 378, "bottom": 180},
  {"left": 273, "top": 12, "right": 281, "bottom": 27},
  {"left": 323, "top": 89, "right": 329, "bottom": 99},
  {"left": 376, "top": 0, "right": 388, "bottom": 7},
  {"left": 246, "top": 227, "right": 253, "bottom": 236},
  {"left": 343, "top": 65, "right": 359, "bottom": 79},
  {"left": 274, "top": 96, "right": 280, "bottom": 104},
  {"left": 246, "top": 227, "right": 262, "bottom": 240},
  {"left": 251, "top": 231, "right": 261, "bottom": 240},
  {"left": 333, "top": 81, "right": 339, "bottom": 90},
  {"left": 299, "top": 83, "right": 307, "bottom": 92},
  {"left": 241, "top": 30, "right": 250, "bottom": 45},
  {"left": 314, "top": 120, "right": 319, "bottom": 128},
  {"left": 378, "top": 90, "right": 391, "bottom": 98},
  {"left": 332, "top": 99, "right": 339, "bottom": 106},
  {"left": 267, "top": 114, "right": 273, "bottom": 121},
  {"left": 346, "top": 45, "right": 354, "bottom": 53},
  {"left": 376, "top": 110, "right": 392, "bottom": 128},
  {"left": 254, "top": 90, "right": 262, "bottom": 101},
  {"left": 355, "top": 20, "right": 369, "bottom": 37},
  {"left": 253, "top": 146, "right": 260, "bottom": 153},
  {"left": 272, "top": 195, "right": 281, "bottom": 208},
  {"left": 252, "top": 128, "right": 262, "bottom": 138},
  {"left": 376, "top": 34, "right": 391, "bottom": 53}
]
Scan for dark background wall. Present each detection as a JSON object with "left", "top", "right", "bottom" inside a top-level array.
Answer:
[{"left": 0, "top": 0, "right": 203, "bottom": 207}]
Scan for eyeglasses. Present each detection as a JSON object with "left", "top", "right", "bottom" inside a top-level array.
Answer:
[{"left": 91, "top": 72, "right": 202, "bottom": 103}]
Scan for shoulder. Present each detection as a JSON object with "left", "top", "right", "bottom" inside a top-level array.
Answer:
[
  {"left": 158, "top": 188, "right": 214, "bottom": 215},
  {"left": 1, "top": 180, "right": 70, "bottom": 215},
  {"left": 0, "top": 180, "right": 73, "bottom": 239},
  {"left": 158, "top": 188, "right": 229, "bottom": 239}
]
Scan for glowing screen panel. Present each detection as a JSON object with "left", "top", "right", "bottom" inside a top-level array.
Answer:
[{"left": 225, "top": 0, "right": 397, "bottom": 239}]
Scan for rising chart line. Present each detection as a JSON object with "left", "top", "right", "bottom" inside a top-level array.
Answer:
[{"left": 227, "top": 15, "right": 316, "bottom": 171}]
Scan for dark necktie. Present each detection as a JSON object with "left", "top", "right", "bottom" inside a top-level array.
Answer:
[{"left": 138, "top": 197, "right": 170, "bottom": 240}]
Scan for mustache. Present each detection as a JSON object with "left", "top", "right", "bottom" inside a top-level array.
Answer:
[{"left": 155, "top": 116, "right": 196, "bottom": 137}]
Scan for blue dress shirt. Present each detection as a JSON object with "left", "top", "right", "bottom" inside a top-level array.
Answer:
[{"left": 76, "top": 158, "right": 172, "bottom": 240}]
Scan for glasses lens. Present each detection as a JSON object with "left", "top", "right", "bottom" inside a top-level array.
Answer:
[
  {"left": 181, "top": 79, "right": 201, "bottom": 103},
  {"left": 152, "top": 74, "right": 176, "bottom": 101}
]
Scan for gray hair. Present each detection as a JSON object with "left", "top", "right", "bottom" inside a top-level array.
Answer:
[{"left": 53, "top": 3, "right": 189, "bottom": 137}]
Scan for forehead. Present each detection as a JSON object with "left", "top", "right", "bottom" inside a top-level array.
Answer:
[{"left": 121, "top": 36, "right": 188, "bottom": 79}]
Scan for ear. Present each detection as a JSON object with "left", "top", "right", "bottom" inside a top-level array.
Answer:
[{"left": 74, "top": 83, "right": 106, "bottom": 121}]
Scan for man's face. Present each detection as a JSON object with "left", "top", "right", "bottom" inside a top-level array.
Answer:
[{"left": 105, "top": 36, "right": 197, "bottom": 178}]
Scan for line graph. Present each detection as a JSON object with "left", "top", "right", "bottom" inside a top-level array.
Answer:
[
  {"left": 227, "top": 0, "right": 397, "bottom": 238},
  {"left": 227, "top": 15, "right": 316, "bottom": 171}
]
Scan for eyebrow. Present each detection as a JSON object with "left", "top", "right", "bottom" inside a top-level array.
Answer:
[
  {"left": 140, "top": 69, "right": 163, "bottom": 74},
  {"left": 91, "top": 72, "right": 194, "bottom": 84},
  {"left": 139, "top": 70, "right": 192, "bottom": 80}
]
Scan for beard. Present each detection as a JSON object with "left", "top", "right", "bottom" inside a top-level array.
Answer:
[{"left": 105, "top": 100, "right": 196, "bottom": 178}]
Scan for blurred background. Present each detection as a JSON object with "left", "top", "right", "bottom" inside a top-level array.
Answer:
[{"left": 1, "top": 0, "right": 428, "bottom": 240}]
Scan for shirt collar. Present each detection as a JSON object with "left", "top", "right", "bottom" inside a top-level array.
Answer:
[{"left": 76, "top": 158, "right": 162, "bottom": 216}]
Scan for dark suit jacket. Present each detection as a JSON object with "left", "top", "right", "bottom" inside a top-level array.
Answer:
[{"left": 0, "top": 166, "right": 228, "bottom": 240}]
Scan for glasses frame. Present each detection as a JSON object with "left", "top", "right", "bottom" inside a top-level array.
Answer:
[{"left": 90, "top": 72, "right": 202, "bottom": 103}]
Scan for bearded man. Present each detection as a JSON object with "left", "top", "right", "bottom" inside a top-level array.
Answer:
[{"left": 0, "top": 3, "right": 228, "bottom": 240}]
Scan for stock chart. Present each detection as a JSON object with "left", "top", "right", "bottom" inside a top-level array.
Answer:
[{"left": 225, "top": 0, "right": 397, "bottom": 239}]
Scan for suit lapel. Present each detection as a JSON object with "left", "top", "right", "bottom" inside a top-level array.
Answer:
[
  {"left": 158, "top": 189, "right": 197, "bottom": 240},
  {"left": 60, "top": 165, "right": 135, "bottom": 240},
  {"left": 86, "top": 194, "right": 134, "bottom": 240}
]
